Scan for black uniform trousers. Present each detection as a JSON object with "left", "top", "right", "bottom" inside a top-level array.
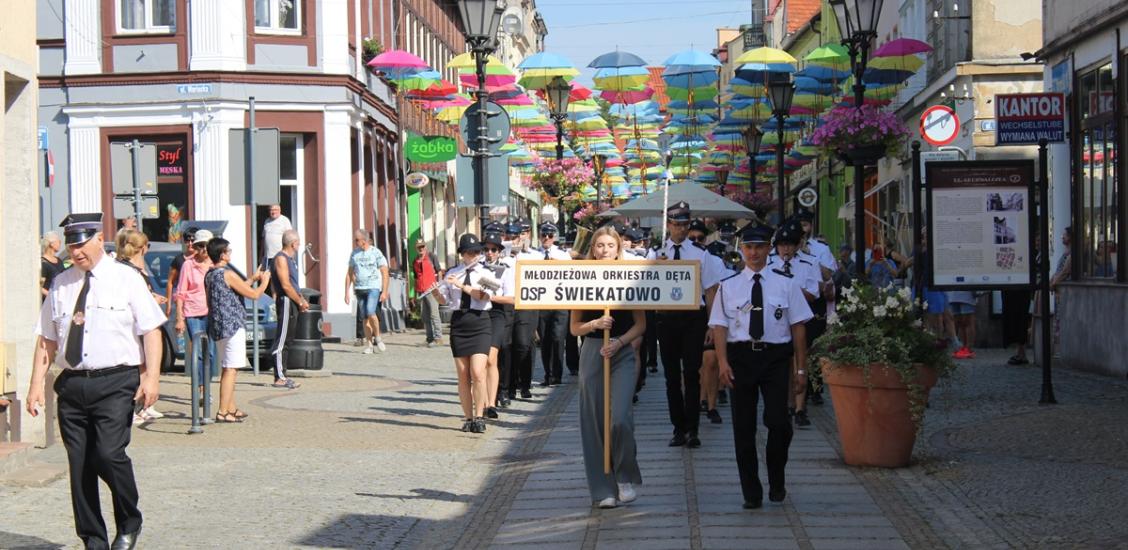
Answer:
[
  {"left": 495, "top": 304, "right": 515, "bottom": 398},
  {"left": 538, "top": 309, "right": 568, "bottom": 383},
  {"left": 510, "top": 310, "right": 539, "bottom": 394},
  {"left": 565, "top": 330, "right": 580, "bottom": 376},
  {"left": 728, "top": 342, "right": 794, "bottom": 503},
  {"left": 55, "top": 367, "right": 143, "bottom": 549},
  {"left": 658, "top": 308, "right": 707, "bottom": 435},
  {"left": 641, "top": 311, "right": 658, "bottom": 368}
]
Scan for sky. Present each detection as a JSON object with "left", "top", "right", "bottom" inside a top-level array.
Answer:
[{"left": 535, "top": 0, "right": 755, "bottom": 85}]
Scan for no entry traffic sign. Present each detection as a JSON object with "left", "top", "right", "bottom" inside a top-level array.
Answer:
[{"left": 920, "top": 105, "right": 959, "bottom": 146}]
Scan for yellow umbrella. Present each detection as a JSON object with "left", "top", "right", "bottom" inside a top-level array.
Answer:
[
  {"left": 448, "top": 52, "right": 504, "bottom": 70},
  {"left": 519, "top": 68, "right": 579, "bottom": 89},
  {"left": 735, "top": 46, "right": 797, "bottom": 65},
  {"left": 867, "top": 55, "right": 924, "bottom": 72}
]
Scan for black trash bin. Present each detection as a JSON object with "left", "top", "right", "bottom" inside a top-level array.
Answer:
[{"left": 286, "top": 288, "right": 324, "bottom": 370}]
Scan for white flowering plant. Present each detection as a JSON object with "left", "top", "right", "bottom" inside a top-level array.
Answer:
[{"left": 811, "top": 283, "right": 956, "bottom": 427}]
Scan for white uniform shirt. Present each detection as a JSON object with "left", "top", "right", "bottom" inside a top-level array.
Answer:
[
  {"left": 538, "top": 245, "right": 571, "bottom": 261},
  {"left": 484, "top": 257, "right": 516, "bottom": 298},
  {"left": 806, "top": 239, "right": 837, "bottom": 274},
  {"left": 441, "top": 262, "right": 495, "bottom": 311},
  {"left": 513, "top": 246, "right": 542, "bottom": 263},
  {"left": 768, "top": 252, "right": 821, "bottom": 299},
  {"left": 647, "top": 239, "right": 723, "bottom": 305},
  {"left": 36, "top": 255, "right": 167, "bottom": 370},
  {"left": 623, "top": 248, "right": 648, "bottom": 260},
  {"left": 708, "top": 266, "right": 813, "bottom": 344}
]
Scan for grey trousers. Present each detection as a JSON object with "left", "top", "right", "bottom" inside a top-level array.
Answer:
[
  {"left": 420, "top": 292, "right": 442, "bottom": 342},
  {"left": 579, "top": 337, "right": 643, "bottom": 502}
]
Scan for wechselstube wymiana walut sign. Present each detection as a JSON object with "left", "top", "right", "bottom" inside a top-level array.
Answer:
[
  {"left": 514, "top": 260, "right": 702, "bottom": 310},
  {"left": 405, "top": 135, "right": 457, "bottom": 163}
]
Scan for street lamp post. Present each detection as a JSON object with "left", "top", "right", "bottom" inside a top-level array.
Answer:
[
  {"left": 716, "top": 168, "right": 730, "bottom": 197},
  {"left": 457, "top": 0, "right": 505, "bottom": 229},
  {"left": 831, "top": 0, "right": 884, "bottom": 279},
  {"left": 592, "top": 153, "right": 607, "bottom": 209},
  {"left": 767, "top": 74, "right": 795, "bottom": 222},
  {"left": 743, "top": 125, "right": 763, "bottom": 194},
  {"left": 546, "top": 76, "right": 572, "bottom": 162}
]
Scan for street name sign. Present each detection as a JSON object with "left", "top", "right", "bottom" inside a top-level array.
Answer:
[
  {"left": 994, "top": 92, "right": 1066, "bottom": 145},
  {"left": 514, "top": 260, "right": 702, "bottom": 311},
  {"left": 920, "top": 105, "right": 959, "bottom": 147}
]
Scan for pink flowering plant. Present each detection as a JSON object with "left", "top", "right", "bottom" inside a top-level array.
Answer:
[
  {"left": 526, "top": 158, "right": 595, "bottom": 198},
  {"left": 572, "top": 202, "right": 610, "bottom": 229},
  {"left": 810, "top": 105, "right": 911, "bottom": 158}
]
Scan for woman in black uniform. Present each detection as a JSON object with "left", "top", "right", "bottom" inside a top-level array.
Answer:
[
  {"left": 431, "top": 234, "right": 494, "bottom": 434},
  {"left": 482, "top": 233, "right": 515, "bottom": 419}
]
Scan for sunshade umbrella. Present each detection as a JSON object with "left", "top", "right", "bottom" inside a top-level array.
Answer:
[
  {"left": 518, "top": 52, "right": 576, "bottom": 70},
  {"left": 663, "top": 49, "right": 722, "bottom": 76},
  {"left": 867, "top": 55, "right": 924, "bottom": 72},
  {"left": 588, "top": 50, "right": 648, "bottom": 68},
  {"left": 735, "top": 46, "right": 797, "bottom": 65},
  {"left": 804, "top": 44, "right": 850, "bottom": 69},
  {"left": 448, "top": 52, "right": 504, "bottom": 70},
  {"left": 795, "top": 66, "right": 850, "bottom": 82},
  {"left": 367, "top": 50, "right": 429, "bottom": 75},
  {"left": 392, "top": 70, "right": 442, "bottom": 91},
  {"left": 594, "top": 66, "right": 650, "bottom": 90},
  {"left": 603, "top": 181, "right": 755, "bottom": 218},
  {"left": 518, "top": 68, "right": 579, "bottom": 90},
  {"left": 873, "top": 38, "right": 933, "bottom": 57}
]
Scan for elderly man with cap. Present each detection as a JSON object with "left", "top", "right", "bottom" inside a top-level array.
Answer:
[
  {"left": 710, "top": 222, "right": 812, "bottom": 510},
  {"left": 647, "top": 202, "right": 724, "bottom": 448},
  {"left": 28, "top": 213, "right": 166, "bottom": 549},
  {"left": 536, "top": 222, "right": 572, "bottom": 387},
  {"left": 768, "top": 219, "right": 821, "bottom": 428}
]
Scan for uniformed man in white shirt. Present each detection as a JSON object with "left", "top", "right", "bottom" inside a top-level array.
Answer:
[
  {"left": 537, "top": 222, "right": 572, "bottom": 386},
  {"left": 768, "top": 219, "right": 820, "bottom": 428},
  {"left": 27, "top": 212, "right": 167, "bottom": 550},
  {"left": 509, "top": 219, "right": 540, "bottom": 400},
  {"left": 647, "top": 202, "right": 724, "bottom": 448},
  {"left": 710, "top": 223, "right": 812, "bottom": 510}
]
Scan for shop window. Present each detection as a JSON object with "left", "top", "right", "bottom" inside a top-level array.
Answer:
[
  {"left": 255, "top": 0, "right": 301, "bottom": 34},
  {"left": 1076, "top": 63, "right": 1118, "bottom": 279},
  {"left": 117, "top": 0, "right": 175, "bottom": 34}
]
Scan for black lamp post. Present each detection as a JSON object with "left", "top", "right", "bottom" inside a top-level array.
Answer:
[
  {"left": 767, "top": 73, "right": 795, "bottom": 222},
  {"left": 457, "top": 0, "right": 505, "bottom": 229},
  {"left": 546, "top": 76, "right": 572, "bottom": 162},
  {"left": 592, "top": 153, "right": 607, "bottom": 209},
  {"left": 716, "top": 168, "right": 730, "bottom": 197},
  {"left": 743, "top": 125, "right": 763, "bottom": 194},
  {"left": 830, "top": 0, "right": 884, "bottom": 279}
]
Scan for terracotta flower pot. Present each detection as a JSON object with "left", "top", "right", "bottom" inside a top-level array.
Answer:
[{"left": 820, "top": 359, "right": 938, "bottom": 468}]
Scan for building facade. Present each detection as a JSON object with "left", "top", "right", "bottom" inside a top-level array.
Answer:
[
  {"left": 1039, "top": 0, "right": 1127, "bottom": 376},
  {"left": 2, "top": 0, "right": 41, "bottom": 444}
]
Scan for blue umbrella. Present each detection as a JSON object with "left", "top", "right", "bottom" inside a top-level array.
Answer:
[
  {"left": 795, "top": 66, "right": 850, "bottom": 82},
  {"left": 663, "top": 71, "right": 719, "bottom": 88},
  {"left": 518, "top": 52, "right": 575, "bottom": 69},
  {"left": 863, "top": 68, "right": 915, "bottom": 85},
  {"left": 588, "top": 50, "right": 647, "bottom": 68},
  {"left": 664, "top": 49, "right": 721, "bottom": 76}
]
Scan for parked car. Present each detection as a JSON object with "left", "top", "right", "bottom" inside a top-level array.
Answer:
[{"left": 108, "top": 242, "right": 278, "bottom": 372}]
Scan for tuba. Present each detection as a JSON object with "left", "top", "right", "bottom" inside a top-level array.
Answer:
[{"left": 572, "top": 225, "right": 594, "bottom": 258}]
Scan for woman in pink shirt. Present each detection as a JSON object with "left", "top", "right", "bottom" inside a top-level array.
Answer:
[{"left": 175, "top": 229, "right": 216, "bottom": 392}]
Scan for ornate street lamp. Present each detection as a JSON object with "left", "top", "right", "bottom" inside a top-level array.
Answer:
[
  {"left": 457, "top": 0, "right": 505, "bottom": 228},
  {"left": 592, "top": 153, "right": 607, "bottom": 209},
  {"left": 743, "top": 125, "right": 763, "bottom": 194},
  {"left": 545, "top": 76, "right": 572, "bottom": 162},
  {"left": 830, "top": 0, "right": 884, "bottom": 278},
  {"left": 715, "top": 168, "right": 730, "bottom": 197},
  {"left": 767, "top": 73, "right": 795, "bottom": 221}
]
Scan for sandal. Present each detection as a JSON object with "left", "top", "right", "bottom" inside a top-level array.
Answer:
[
  {"left": 272, "top": 379, "right": 301, "bottom": 389},
  {"left": 215, "top": 412, "right": 243, "bottom": 423},
  {"left": 231, "top": 409, "right": 249, "bottom": 419}
]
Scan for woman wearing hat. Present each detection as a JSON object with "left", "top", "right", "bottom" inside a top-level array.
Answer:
[
  {"left": 570, "top": 226, "right": 646, "bottom": 508},
  {"left": 430, "top": 234, "right": 495, "bottom": 434}
]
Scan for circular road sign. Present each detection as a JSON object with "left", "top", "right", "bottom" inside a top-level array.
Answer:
[
  {"left": 405, "top": 172, "right": 430, "bottom": 189},
  {"left": 797, "top": 187, "right": 818, "bottom": 208},
  {"left": 920, "top": 105, "right": 959, "bottom": 146}
]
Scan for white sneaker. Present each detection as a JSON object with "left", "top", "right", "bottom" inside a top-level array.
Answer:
[
  {"left": 597, "top": 497, "right": 618, "bottom": 509},
  {"left": 143, "top": 406, "right": 164, "bottom": 419},
  {"left": 376, "top": 339, "right": 386, "bottom": 352},
  {"left": 617, "top": 483, "right": 636, "bottom": 503},
  {"left": 363, "top": 345, "right": 374, "bottom": 354}
]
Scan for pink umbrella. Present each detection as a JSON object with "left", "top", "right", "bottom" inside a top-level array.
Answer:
[
  {"left": 599, "top": 88, "right": 654, "bottom": 105},
  {"left": 873, "top": 38, "right": 933, "bottom": 58},
  {"left": 418, "top": 95, "right": 471, "bottom": 109},
  {"left": 460, "top": 73, "right": 518, "bottom": 89},
  {"left": 367, "top": 50, "right": 429, "bottom": 72},
  {"left": 495, "top": 95, "right": 533, "bottom": 106}
]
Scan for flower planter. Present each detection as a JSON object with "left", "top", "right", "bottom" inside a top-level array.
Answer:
[
  {"left": 821, "top": 359, "right": 938, "bottom": 468},
  {"left": 839, "top": 145, "right": 887, "bottom": 166}
]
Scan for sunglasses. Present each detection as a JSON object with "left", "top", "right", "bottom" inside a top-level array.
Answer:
[
  {"left": 485, "top": 247, "right": 503, "bottom": 253},
  {"left": 687, "top": 235, "right": 701, "bottom": 243}
]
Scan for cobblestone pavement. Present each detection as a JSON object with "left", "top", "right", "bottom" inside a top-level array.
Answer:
[{"left": 0, "top": 330, "right": 572, "bottom": 549}]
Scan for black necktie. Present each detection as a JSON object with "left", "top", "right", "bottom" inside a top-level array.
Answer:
[
  {"left": 459, "top": 268, "right": 473, "bottom": 309},
  {"left": 673, "top": 244, "right": 681, "bottom": 260},
  {"left": 65, "top": 272, "right": 92, "bottom": 367},
  {"left": 783, "top": 260, "right": 792, "bottom": 276},
  {"left": 544, "top": 248, "right": 550, "bottom": 260},
  {"left": 749, "top": 273, "right": 764, "bottom": 340}
]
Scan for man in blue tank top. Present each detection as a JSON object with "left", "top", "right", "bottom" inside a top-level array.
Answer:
[{"left": 270, "top": 230, "right": 308, "bottom": 389}]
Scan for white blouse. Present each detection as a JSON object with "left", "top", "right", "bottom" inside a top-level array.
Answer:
[{"left": 441, "top": 262, "right": 495, "bottom": 311}]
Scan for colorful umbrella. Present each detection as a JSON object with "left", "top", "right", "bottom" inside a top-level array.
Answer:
[
  {"left": 588, "top": 50, "right": 648, "bottom": 68},
  {"left": 367, "top": 50, "right": 429, "bottom": 72},
  {"left": 518, "top": 52, "right": 576, "bottom": 70},
  {"left": 868, "top": 55, "right": 924, "bottom": 72},
  {"left": 735, "top": 46, "right": 797, "bottom": 65},
  {"left": 873, "top": 38, "right": 933, "bottom": 58},
  {"left": 448, "top": 52, "right": 504, "bottom": 70},
  {"left": 804, "top": 44, "right": 850, "bottom": 69}
]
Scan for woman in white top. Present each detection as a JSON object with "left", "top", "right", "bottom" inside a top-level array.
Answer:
[{"left": 431, "top": 234, "right": 494, "bottom": 434}]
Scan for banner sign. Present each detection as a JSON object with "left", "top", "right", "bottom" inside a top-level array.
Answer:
[
  {"left": 405, "top": 135, "right": 457, "bottom": 163},
  {"left": 994, "top": 93, "right": 1066, "bottom": 145},
  {"left": 514, "top": 260, "right": 702, "bottom": 310},
  {"left": 925, "top": 160, "right": 1036, "bottom": 289}
]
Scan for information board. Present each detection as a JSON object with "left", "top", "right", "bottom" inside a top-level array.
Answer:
[
  {"left": 926, "top": 160, "right": 1035, "bottom": 289},
  {"left": 514, "top": 260, "right": 701, "bottom": 311}
]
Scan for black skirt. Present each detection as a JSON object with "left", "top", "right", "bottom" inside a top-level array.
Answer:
[
  {"left": 489, "top": 307, "right": 510, "bottom": 349},
  {"left": 450, "top": 309, "right": 492, "bottom": 357}
]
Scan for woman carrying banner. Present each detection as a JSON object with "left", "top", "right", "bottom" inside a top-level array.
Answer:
[
  {"left": 570, "top": 226, "right": 646, "bottom": 508},
  {"left": 431, "top": 234, "right": 494, "bottom": 434}
]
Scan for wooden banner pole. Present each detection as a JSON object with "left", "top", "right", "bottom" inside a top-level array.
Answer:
[{"left": 603, "top": 306, "right": 612, "bottom": 475}]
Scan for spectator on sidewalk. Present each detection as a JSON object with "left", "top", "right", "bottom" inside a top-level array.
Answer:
[
  {"left": 345, "top": 230, "right": 390, "bottom": 354},
  {"left": 270, "top": 230, "right": 308, "bottom": 389},
  {"left": 175, "top": 229, "right": 217, "bottom": 396},
  {"left": 205, "top": 237, "right": 271, "bottom": 423},
  {"left": 41, "top": 231, "right": 64, "bottom": 300},
  {"left": 570, "top": 226, "right": 646, "bottom": 509},
  {"left": 165, "top": 229, "right": 196, "bottom": 316},
  {"left": 413, "top": 239, "right": 444, "bottom": 347},
  {"left": 116, "top": 229, "right": 168, "bottom": 423},
  {"left": 948, "top": 291, "right": 978, "bottom": 359},
  {"left": 865, "top": 244, "right": 898, "bottom": 288},
  {"left": 262, "top": 204, "right": 292, "bottom": 266}
]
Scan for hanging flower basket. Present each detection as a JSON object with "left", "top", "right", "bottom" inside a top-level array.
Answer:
[
  {"left": 811, "top": 105, "right": 910, "bottom": 164},
  {"left": 525, "top": 158, "right": 594, "bottom": 199},
  {"left": 838, "top": 144, "right": 888, "bottom": 166}
]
